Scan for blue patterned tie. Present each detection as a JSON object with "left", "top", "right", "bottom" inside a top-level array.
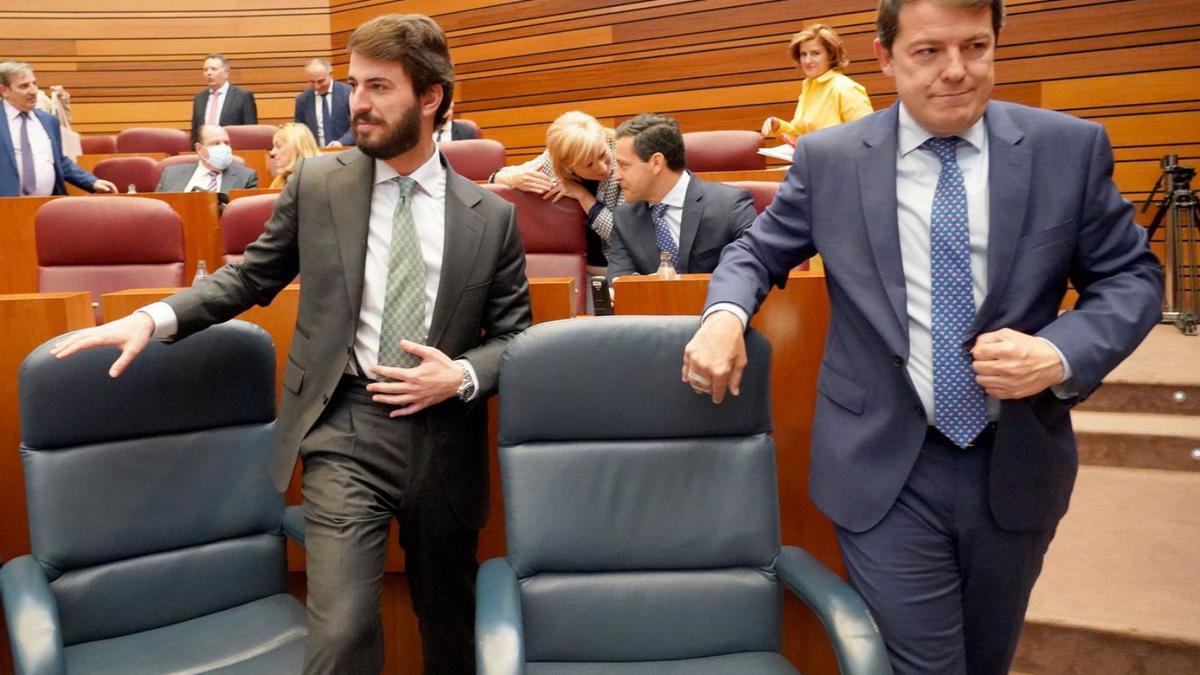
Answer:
[
  {"left": 377, "top": 176, "right": 427, "bottom": 369},
  {"left": 651, "top": 202, "right": 678, "bottom": 268},
  {"left": 925, "top": 136, "right": 987, "bottom": 447}
]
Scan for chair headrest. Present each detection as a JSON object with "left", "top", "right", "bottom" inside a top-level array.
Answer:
[
  {"left": 35, "top": 197, "right": 185, "bottom": 265},
  {"left": 499, "top": 315, "right": 771, "bottom": 444},
  {"left": 482, "top": 183, "right": 586, "bottom": 254},
  {"left": 20, "top": 320, "right": 276, "bottom": 448}
]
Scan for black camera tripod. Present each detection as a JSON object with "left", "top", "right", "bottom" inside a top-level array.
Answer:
[{"left": 1141, "top": 154, "right": 1198, "bottom": 335}]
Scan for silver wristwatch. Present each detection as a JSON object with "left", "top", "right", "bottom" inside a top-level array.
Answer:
[{"left": 455, "top": 361, "right": 476, "bottom": 402}]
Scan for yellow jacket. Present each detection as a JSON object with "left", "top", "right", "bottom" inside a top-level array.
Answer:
[{"left": 773, "top": 70, "right": 873, "bottom": 138}]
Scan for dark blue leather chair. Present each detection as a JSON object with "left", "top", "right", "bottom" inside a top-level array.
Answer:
[
  {"left": 477, "top": 316, "right": 891, "bottom": 674},
  {"left": 0, "top": 320, "right": 306, "bottom": 675}
]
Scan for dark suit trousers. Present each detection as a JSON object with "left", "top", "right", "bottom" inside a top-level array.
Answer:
[
  {"left": 299, "top": 376, "right": 478, "bottom": 675},
  {"left": 836, "top": 427, "right": 1057, "bottom": 675}
]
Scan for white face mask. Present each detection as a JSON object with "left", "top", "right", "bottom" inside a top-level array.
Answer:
[{"left": 206, "top": 143, "right": 234, "bottom": 171}]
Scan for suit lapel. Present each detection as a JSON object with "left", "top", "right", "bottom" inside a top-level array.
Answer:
[
  {"left": 969, "top": 103, "right": 1030, "bottom": 337},
  {"left": 856, "top": 104, "right": 909, "bottom": 356},
  {"left": 0, "top": 110, "right": 15, "bottom": 176},
  {"left": 428, "top": 158, "right": 485, "bottom": 347},
  {"left": 327, "top": 149, "right": 375, "bottom": 315},
  {"left": 677, "top": 174, "right": 703, "bottom": 271}
]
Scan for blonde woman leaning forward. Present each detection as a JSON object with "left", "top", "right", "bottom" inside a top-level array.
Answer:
[
  {"left": 268, "top": 123, "right": 320, "bottom": 189},
  {"left": 762, "top": 24, "right": 873, "bottom": 140},
  {"left": 490, "top": 111, "right": 622, "bottom": 268}
]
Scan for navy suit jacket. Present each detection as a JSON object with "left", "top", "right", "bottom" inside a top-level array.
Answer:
[
  {"left": 706, "top": 101, "right": 1163, "bottom": 532},
  {"left": 191, "top": 84, "right": 258, "bottom": 143},
  {"left": 0, "top": 108, "right": 97, "bottom": 196},
  {"left": 608, "top": 176, "right": 756, "bottom": 282},
  {"left": 294, "top": 80, "right": 351, "bottom": 146}
]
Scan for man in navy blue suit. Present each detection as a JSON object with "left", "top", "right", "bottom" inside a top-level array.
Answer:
[
  {"left": 683, "top": 1, "right": 1163, "bottom": 673},
  {"left": 0, "top": 61, "right": 116, "bottom": 196},
  {"left": 294, "top": 58, "right": 353, "bottom": 147}
]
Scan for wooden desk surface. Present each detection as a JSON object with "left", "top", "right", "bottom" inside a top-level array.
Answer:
[{"left": 694, "top": 167, "right": 788, "bottom": 183}]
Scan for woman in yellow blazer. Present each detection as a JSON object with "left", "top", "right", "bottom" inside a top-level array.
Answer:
[{"left": 762, "top": 24, "right": 873, "bottom": 140}]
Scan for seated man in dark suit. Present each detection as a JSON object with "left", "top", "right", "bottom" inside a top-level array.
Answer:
[
  {"left": 434, "top": 101, "right": 479, "bottom": 142},
  {"left": 190, "top": 54, "right": 257, "bottom": 143},
  {"left": 607, "top": 113, "right": 756, "bottom": 282},
  {"left": 294, "top": 58, "right": 351, "bottom": 147},
  {"left": 156, "top": 124, "right": 258, "bottom": 194}
]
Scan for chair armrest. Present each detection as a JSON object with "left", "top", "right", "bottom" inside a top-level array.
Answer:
[
  {"left": 475, "top": 558, "right": 525, "bottom": 675},
  {"left": 776, "top": 546, "right": 892, "bottom": 675},
  {"left": 0, "top": 556, "right": 67, "bottom": 675},
  {"left": 282, "top": 505, "right": 305, "bottom": 546}
]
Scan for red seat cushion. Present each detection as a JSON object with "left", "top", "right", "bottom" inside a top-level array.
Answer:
[
  {"left": 116, "top": 128, "right": 191, "bottom": 155},
  {"left": 683, "top": 131, "right": 765, "bottom": 172},
  {"left": 441, "top": 139, "right": 507, "bottom": 181}
]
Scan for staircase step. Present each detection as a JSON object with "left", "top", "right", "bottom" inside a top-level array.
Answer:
[
  {"left": 1080, "top": 383, "right": 1200, "bottom": 416},
  {"left": 1014, "top": 466, "right": 1200, "bottom": 674},
  {"left": 1072, "top": 410, "right": 1200, "bottom": 471},
  {"left": 1080, "top": 326, "right": 1200, "bottom": 415}
]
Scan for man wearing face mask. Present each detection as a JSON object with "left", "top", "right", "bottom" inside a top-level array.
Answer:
[{"left": 156, "top": 124, "right": 258, "bottom": 194}]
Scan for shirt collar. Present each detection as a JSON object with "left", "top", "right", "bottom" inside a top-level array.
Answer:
[
  {"left": 4, "top": 100, "right": 29, "bottom": 121},
  {"left": 658, "top": 170, "right": 691, "bottom": 209},
  {"left": 210, "top": 81, "right": 230, "bottom": 96},
  {"left": 813, "top": 69, "right": 837, "bottom": 85},
  {"left": 897, "top": 102, "right": 986, "bottom": 157},
  {"left": 373, "top": 146, "right": 445, "bottom": 196}
]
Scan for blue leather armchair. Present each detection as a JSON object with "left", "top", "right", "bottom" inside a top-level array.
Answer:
[
  {"left": 477, "top": 316, "right": 891, "bottom": 674},
  {"left": 0, "top": 320, "right": 306, "bottom": 675}
]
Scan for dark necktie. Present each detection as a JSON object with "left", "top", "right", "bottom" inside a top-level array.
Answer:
[
  {"left": 651, "top": 202, "right": 678, "bottom": 268},
  {"left": 925, "top": 136, "right": 987, "bottom": 447},
  {"left": 319, "top": 93, "right": 331, "bottom": 145},
  {"left": 378, "top": 177, "right": 427, "bottom": 369},
  {"left": 19, "top": 112, "right": 37, "bottom": 196}
]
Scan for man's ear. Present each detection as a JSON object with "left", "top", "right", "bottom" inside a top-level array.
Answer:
[
  {"left": 650, "top": 152, "right": 666, "bottom": 174},
  {"left": 874, "top": 38, "right": 894, "bottom": 77},
  {"left": 421, "top": 83, "right": 443, "bottom": 118}
]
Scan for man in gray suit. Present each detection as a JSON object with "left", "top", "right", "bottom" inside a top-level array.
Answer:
[
  {"left": 683, "top": 1, "right": 1162, "bottom": 673},
  {"left": 155, "top": 124, "right": 258, "bottom": 194},
  {"left": 53, "top": 14, "right": 531, "bottom": 675},
  {"left": 607, "top": 113, "right": 756, "bottom": 282}
]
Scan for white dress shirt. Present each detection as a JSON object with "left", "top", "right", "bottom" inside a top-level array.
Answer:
[
  {"left": 182, "top": 161, "right": 223, "bottom": 193},
  {"left": 707, "top": 103, "right": 1072, "bottom": 421},
  {"left": 6, "top": 100, "right": 56, "bottom": 195},
  {"left": 205, "top": 81, "right": 230, "bottom": 125},
  {"left": 141, "top": 147, "right": 478, "bottom": 396},
  {"left": 653, "top": 170, "right": 691, "bottom": 247}
]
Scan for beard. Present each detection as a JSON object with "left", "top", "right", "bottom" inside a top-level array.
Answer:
[{"left": 354, "top": 103, "right": 423, "bottom": 160}]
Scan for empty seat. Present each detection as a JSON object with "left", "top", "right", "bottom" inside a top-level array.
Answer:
[
  {"left": 483, "top": 184, "right": 587, "bottom": 313},
  {"left": 225, "top": 124, "right": 279, "bottom": 151},
  {"left": 116, "top": 127, "right": 191, "bottom": 155},
  {"left": 222, "top": 193, "right": 279, "bottom": 265},
  {"left": 35, "top": 197, "right": 186, "bottom": 322},
  {"left": 80, "top": 135, "right": 117, "bottom": 155},
  {"left": 727, "top": 180, "right": 779, "bottom": 214},
  {"left": 92, "top": 156, "right": 161, "bottom": 193},
  {"left": 441, "top": 138, "right": 506, "bottom": 181},
  {"left": 683, "top": 130, "right": 765, "bottom": 172}
]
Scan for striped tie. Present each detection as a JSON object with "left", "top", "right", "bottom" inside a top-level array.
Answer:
[{"left": 377, "top": 176, "right": 427, "bottom": 369}]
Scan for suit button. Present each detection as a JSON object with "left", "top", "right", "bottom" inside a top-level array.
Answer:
[{"left": 892, "top": 355, "right": 904, "bottom": 367}]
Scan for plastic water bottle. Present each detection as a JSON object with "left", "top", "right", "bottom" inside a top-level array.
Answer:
[
  {"left": 126, "top": 183, "right": 137, "bottom": 193},
  {"left": 192, "top": 260, "right": 208, "bottom": 286},
  {"left": 657, "top": 251, "right": 678, "bottom": 280}
]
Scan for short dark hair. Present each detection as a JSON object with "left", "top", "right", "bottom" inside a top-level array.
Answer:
[
  {"left": 347, "top": 14, "right": 455, "bottom": 128},
  {"left": 876, "top": 0, "right": 1005, "bottom": 52},
  {"left": 615, "top": 113, "right": 686, "bottom": 172},
  {"left": 205, "top": 54, "right": 230, "bottom": 69}
]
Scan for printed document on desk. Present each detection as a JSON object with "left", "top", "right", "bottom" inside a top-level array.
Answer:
[{"left": 757, "top": 145, "right": 794, "bottom": 163}]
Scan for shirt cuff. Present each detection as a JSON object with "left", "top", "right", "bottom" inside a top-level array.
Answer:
[
  {"left": 139, "top": 302, "right": 178, "bottom": 340},
  {"left": 1037, "top": 336, "right": 1078, "bottom": 399},
  {"left": 455, "top": 358, "right": 480, "bottom": 402},
  {"left": 702, "top": 303, "right": 749, "bottom": 330}
]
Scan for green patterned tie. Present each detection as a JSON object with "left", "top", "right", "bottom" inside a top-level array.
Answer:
[{"left": 377, "top": 176, "right": 427, "bottom": 368}]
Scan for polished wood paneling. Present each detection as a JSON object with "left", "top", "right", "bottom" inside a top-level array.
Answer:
[{"left": 612, "top": 270, "right": 839, "bottom": 674}]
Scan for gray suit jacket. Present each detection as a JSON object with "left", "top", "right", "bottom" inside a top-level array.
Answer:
[
  {"left": 155, "top": 161, "right": 259, "bottom": 193},
  {"left": 707, "top": 101, "right": 1163, "bottom": 532},
  {"left": 163, "top": 149, "right": 532, "bottom": 529},
  {"left": 607, "top": 175, "right": 756, "bottom": 281}
]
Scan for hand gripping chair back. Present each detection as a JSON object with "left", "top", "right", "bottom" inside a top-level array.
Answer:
[
  {"left": 481, "top": 316, "right": 890, "bottom": 674},
  {"left": 0, "top": 321, "right": 306, "bottom": 675}
]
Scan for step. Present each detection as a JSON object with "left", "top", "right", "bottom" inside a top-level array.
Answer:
[
  {"left": 1013, "top": 466, "right": 1200, "bottom": 674},
  {"left": 1072, "top": 410, "right": 1200, "bottom": 471},
  {"left": 1080, "top": 325, "right": 1200, "bottom": 415}
]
